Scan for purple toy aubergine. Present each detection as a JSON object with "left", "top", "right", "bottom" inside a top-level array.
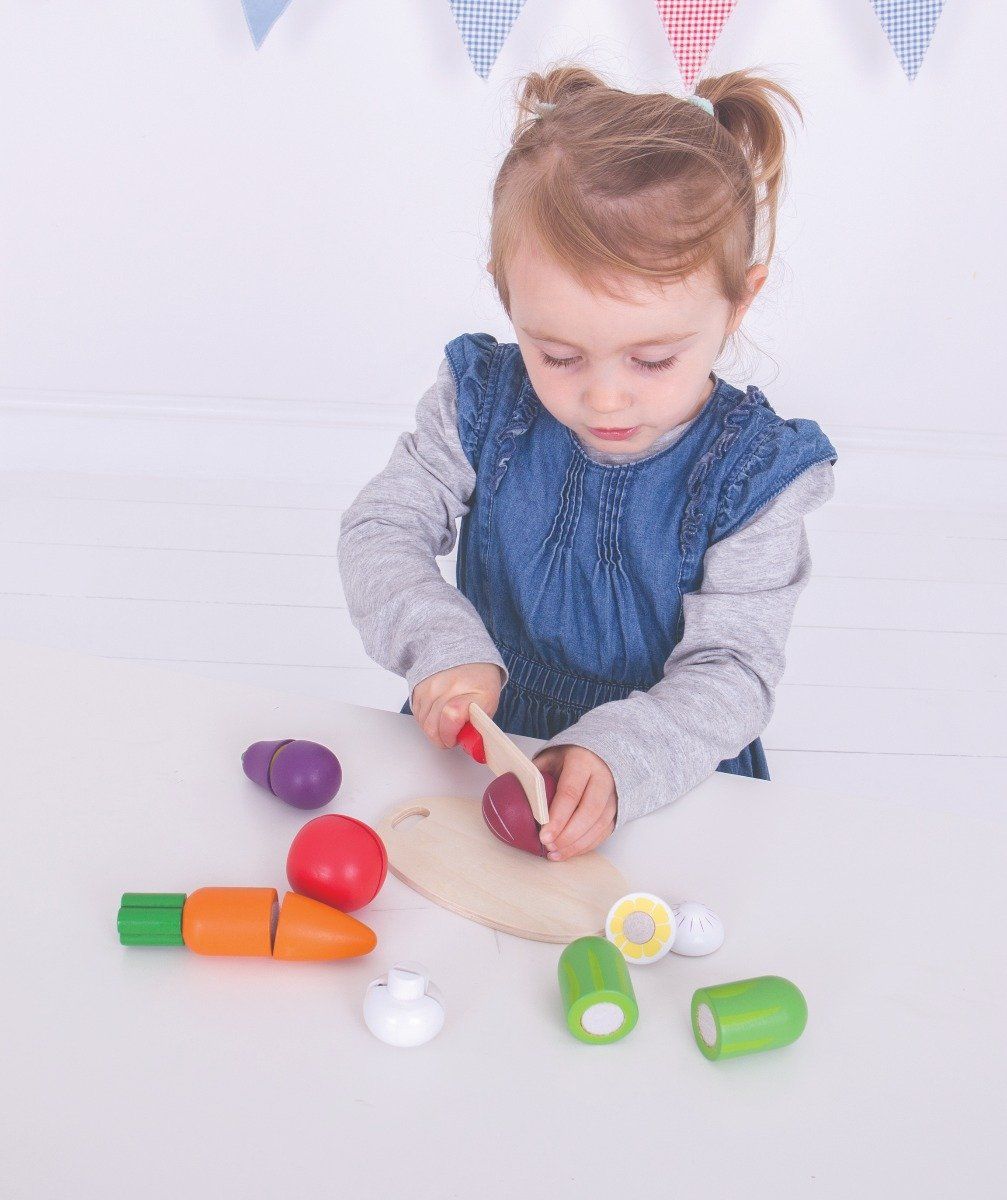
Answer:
[{"left": 241, "top": 739, "right": 342, "bottom": 810}]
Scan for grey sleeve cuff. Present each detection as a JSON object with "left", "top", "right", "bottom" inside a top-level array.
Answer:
[
  {"left": 541, "top": 669, "right": 773, "bottom": 830},
  {"left": 406, "top": 642, "right": 507, "bottom": 699}
]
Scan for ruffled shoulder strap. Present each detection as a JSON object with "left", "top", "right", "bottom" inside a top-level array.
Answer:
[
  {"left": 444, "top": 332, "right": 501, "bottom": 471},
  {"left": 712, "top": 402, "right": 838, "bottom": 540}
]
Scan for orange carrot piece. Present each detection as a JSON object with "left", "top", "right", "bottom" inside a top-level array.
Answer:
[
  {"left": 272, "top": 891, "right": 377, "bottom": 960},
  {"left": 181, "top": 887, "right": 278, "bottom": 957}
]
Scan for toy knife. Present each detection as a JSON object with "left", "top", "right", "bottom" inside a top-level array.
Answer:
[{"left": 456, "top": 702, "right": 550, "bottom": 826}]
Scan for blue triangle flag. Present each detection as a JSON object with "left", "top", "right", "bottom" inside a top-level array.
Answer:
[
  {"left": 448, "top": 0, "right": 528, "bottom": 79},
  {"left": 870, "top": 0, "right": 947, "bottom": 81},
  {"left": 242, "top": 0, "right": 295, "bottom": 50}
]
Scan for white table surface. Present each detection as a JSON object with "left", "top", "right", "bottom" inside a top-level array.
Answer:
[{"left": 2, "top": 638, "right": 1003, "bottom": 1199}]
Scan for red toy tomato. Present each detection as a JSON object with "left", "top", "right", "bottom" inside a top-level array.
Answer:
[{"left": 286, "top": 814, "right": 388, "bottom": 912}]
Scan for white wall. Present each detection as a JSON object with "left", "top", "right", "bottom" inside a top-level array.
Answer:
[{"left": 1, "top": 0, "right": 1005, "bottom": 456}]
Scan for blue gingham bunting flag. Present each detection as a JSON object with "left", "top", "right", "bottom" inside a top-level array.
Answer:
[
  {"left": 242, "top": 0, "right": 294, "bottom": 49},
  {"left": 448, "top": 0, "right": 529, "bottom": 79},
  {"left": 869, "top": 0, "right": 947, "bottom": 81}
]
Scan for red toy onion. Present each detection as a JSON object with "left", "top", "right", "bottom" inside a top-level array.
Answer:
[{"left": 482, "top": 771, "right": 557, "bottom": 857}]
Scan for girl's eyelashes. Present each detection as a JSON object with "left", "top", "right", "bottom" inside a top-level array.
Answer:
[
  {"left": 540, "top": 352, "right": 679, "bottom": 373},
  {"left": 636, "top": 355, "right": 678, "bottom": 373}
]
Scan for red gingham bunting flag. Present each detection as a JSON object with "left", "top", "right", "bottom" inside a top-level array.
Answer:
[{"left": 653, "top": 1, "right": 739, "bottom": 92}]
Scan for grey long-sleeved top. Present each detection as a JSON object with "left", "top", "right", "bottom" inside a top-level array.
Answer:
[{"left": 338, "top": 355, "right": 835, "bottom": 826}]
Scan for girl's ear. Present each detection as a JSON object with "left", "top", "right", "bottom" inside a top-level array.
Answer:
[
  {"left": 726, "top": 264, "right": 769, "bottom": 335},
  {"left": 746, "top": 263, "right": 769, "bottom": 299}
]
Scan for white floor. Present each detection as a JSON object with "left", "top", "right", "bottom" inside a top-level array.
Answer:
[{"left": 2, "top": 461, "right": 1005, "bottom": 820}]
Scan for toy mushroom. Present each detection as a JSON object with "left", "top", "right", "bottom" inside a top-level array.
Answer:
[{"left": 363, "top": 962, "right": 445, "bottom": 1047}]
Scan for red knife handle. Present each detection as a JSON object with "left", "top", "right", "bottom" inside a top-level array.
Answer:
[{"left": 456, "top": 721, "right": 487, "bottom": 764}]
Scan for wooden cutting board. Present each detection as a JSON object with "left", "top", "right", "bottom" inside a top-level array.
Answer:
[{"left": 375, "top": 795, "right": 628, "bottom": 944}]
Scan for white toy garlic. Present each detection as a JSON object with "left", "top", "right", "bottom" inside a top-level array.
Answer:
[{"left": 671, "top": 901, "right": 725, "bottom": 956}]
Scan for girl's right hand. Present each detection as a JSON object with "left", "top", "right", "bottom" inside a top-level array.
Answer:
[{"left": 410, "top": 663, "right": 504, "bottom": 750}]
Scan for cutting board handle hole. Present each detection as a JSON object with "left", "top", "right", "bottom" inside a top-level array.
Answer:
[{"left": 391, "top": 806, "right": 430, "bottom": 831}]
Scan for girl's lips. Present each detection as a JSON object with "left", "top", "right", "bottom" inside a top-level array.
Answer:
[{"left": 587, "top": 426, "right": 640, "bottom": 442}]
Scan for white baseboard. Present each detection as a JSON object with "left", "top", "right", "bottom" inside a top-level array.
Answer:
[
  {"left": 0, "top": 387, "right": 413, "bottom": 429},
  {"left": 2, "top": 386, "right": 1005, "bottom": 507},
  {"left": 3, "top": 385, "right": 1006, "bottom": 452}
]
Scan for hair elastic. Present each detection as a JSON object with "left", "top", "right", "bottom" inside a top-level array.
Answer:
[{"left": 686, "top": 94, "right": 715, "bottom": 117}]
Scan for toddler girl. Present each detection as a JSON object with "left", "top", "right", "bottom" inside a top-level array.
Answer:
[{"left": 339, "top": 66, "right": 837, "bottom": 862}]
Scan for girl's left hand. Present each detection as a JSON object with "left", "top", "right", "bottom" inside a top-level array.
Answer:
[{"left": 532, "top": 745, "right": 618, "bottom": 861}]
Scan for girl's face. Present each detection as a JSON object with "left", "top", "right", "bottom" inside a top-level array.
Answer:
[{"left": 503, "top": 239, "right": 765, "bottom": 454}]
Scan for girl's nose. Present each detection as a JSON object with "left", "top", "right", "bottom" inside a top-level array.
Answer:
[{"left": 583, "top": 385, "right": 632, "bottom": 415}]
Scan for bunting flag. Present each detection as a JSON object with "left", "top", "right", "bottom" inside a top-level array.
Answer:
[
  {"left": 448, "top": 1, "right": 529, "bottom": 79},
  {"left": 653, "top": 1, "right": 738, "bottom": 93},
  {"left": 869, "top": 0, "right": 947, "bottom": 81},
  {"left": 242, "top": 0, "right": 294, "bottom": 49},
  {"left": 235, "top": 0, "right": 950, "bottom": 88}
]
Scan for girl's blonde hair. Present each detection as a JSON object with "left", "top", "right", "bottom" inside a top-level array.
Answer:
[{"left": 489, "top": 64, "right": 801, "bottom": 334}]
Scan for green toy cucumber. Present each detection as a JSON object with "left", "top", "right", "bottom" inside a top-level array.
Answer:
[
  {"left": 691, "top": 975, "right": 807, "bottom": 1061},
  {"left": 558, "top": 936, "right": 639, "bottom": 1044}
]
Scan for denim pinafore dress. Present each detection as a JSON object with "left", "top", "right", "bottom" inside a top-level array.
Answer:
[{"left": 408, "top": 332, "right": 837, "bottom": 782}]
